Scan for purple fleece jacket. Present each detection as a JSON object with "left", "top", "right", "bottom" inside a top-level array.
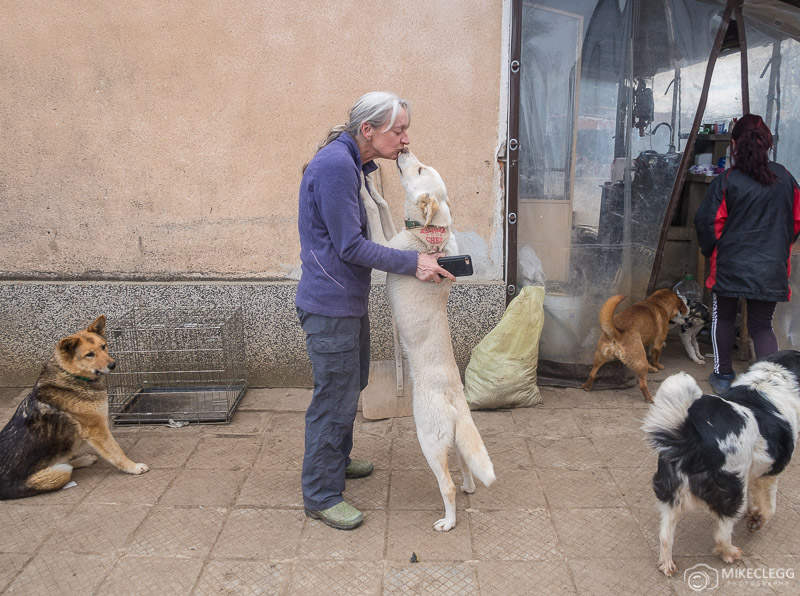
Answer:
[{"left": 295, "top": 132, "right": 418, "bottom": 317}]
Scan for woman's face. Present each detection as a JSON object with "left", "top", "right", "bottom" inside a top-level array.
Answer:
[{"left": 362, "top": 108, "right": 410, "bottom": 161}]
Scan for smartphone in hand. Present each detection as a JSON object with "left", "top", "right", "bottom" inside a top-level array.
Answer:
[{"left": 437, "top": 255, "right": 473, "bottom": 277}]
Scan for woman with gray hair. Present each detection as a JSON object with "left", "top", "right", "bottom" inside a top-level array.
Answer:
[{"left": 295, "top": 91, "right": 453, "bottom": 530}]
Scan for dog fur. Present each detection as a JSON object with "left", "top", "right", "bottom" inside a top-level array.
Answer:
[
  {"left": 0, "top": 316, "right": 149, "bottom": 500},
  {"left": 670, "top": 298, "right": 710, "bottom": 364},
  {"left": 642, "top": 350, "right": 800, "bottom": 575},
  {"left": 363, "top": 149, "right": 495, "bottom": 531},
  {"left": 582, "top": 289, "right": 688, "bottom": 402}
]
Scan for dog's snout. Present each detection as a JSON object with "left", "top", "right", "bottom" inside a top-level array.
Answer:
[{"left": 108, "top": 361, "right": 116, "bottom": 370}]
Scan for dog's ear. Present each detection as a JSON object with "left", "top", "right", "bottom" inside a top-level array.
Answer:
[
  {"left": 87, "top": 315, "right": 107, "bottom": 337},
  {"left": 419, "top": 193, "right": 439, "bottom": 226},
  {"left": 59, "top": 336, "right": 80, "bottom": 358}
]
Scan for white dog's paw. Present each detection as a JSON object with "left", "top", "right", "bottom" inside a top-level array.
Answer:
[
  {"left": 433, "top": 517, "right": 455, "bottom": 532},
  {"left": 460, "top": 480, "right": 476, "bottom": 494},
  {"left": 130, "top": 463, "right": 150, "bottom": 475},
  {"left": 691, "top": 356, "right": 706, "bottom": 365}
]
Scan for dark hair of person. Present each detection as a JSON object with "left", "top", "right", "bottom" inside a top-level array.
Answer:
[{"left": 731, "top": 113, "right": 777, "bottom": 185}]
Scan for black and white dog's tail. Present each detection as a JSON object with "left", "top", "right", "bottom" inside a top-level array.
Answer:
[{"left": 641, "top": 372, "right": 703, "bottom": 458}]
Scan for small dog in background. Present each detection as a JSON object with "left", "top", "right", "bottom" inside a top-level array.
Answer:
[
  {"left": 582, "top": 289, "right": 688, "bottom": 402},
  {"left": 0, "top": 315, "right": 149, "bottom": 500},
  {"left": 669, "top": 297, "right": 710, "bottom": 364},
  {"left": 642, "top": 350, "right": 800, "bottom": 576}
]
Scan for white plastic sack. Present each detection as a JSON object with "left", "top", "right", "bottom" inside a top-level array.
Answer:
[{"left": 464, "top": 285, "right": 544, "bottom": 409}]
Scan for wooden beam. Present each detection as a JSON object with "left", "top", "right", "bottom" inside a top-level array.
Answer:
[
  {"left": 646, "top": 0, "right": 736, "bottom": 295},
  {"left": 734, "top": 0, "right": 750, "bottom": 114}
]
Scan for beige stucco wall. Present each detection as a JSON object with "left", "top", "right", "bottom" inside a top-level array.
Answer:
[{"left": 0, "top": 1, "right": 506, "bottom": 281}]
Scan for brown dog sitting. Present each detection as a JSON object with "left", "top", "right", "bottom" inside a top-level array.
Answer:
[
  {"left": 581, "top": 289, "right": 688, "bottom": 402},
  {"left": 0, "top": 315, "right": 149, "bottom": 500}
]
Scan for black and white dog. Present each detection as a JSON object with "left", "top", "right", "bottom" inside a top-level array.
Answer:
[
  {"left": 670, "top": 297, "right": 710, "bottom": 364},
  {"left": 641, "top": 350, "right": 800, "bottom": 576}
]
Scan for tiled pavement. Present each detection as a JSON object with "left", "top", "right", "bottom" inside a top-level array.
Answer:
[{"left": 2, "top": 340, "right": 800, "bottom": 595}]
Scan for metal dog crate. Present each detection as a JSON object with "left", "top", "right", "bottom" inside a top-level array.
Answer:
[{"left": 106, "top": 305, "right": 247, "bottom": 425}]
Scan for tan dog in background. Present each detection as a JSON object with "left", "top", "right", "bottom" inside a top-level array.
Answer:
[
  {"left": 582, "top": 289, "right": 688, "bottom": 402},
  {"left": 0, "top": 315, "right": 149, "bottom": 500}
]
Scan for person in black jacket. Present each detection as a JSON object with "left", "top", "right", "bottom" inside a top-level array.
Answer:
[{"left": 695, "top": 114, "right": 800, "bottom": 393}]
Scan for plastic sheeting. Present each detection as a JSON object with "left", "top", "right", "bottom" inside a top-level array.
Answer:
[{"left": 464, "top": 286, "right": 544, "bottom": 410}]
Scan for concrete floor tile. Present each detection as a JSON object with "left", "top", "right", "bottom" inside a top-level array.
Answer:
[
  {"left": 287, "top": 560, "right": 383, "bottom": 595},
  {"left": 97, "top": 555, "right": 204, "bottom": 595},
  {"left": 591, "top": 434, "right": 655, "bottom": 468},
  {"left": 608, "top": 466, "right": 659, "bottom": 509},
  {"left": 476, "top": 560, "right": 577, "bottom": 595},
  {"left": 126, "top": 506, "right": 226, "bottom": 558},
  {"left": 528, "top": 437, "right": 603, "bottom": 470},
  {"left": 387, "top": 415, "right": 417, "bottom": 438},
  {"left": 355, "top": 413, "right": 394, "bottom": 437},
  {"left": 266, "top": 411, "right": 305, "bottom": 435},
  {"left": 194, "top": 559, "right": 291, "bottom": 595},
  {"left": 574, "top": 409, "right": 646, "bottom": 437},
  {"left": 391, "top": 436, "right": 439, "bottom": 470},
  {"left": 205, "top": 411, "right": 272, "bottom": 435},
  {"left": 343, "top": 470, "right": 389, "bottom": 510},
  {"left": 0, "top": 504, "right": 72, "bottom": 553},
  {"left": 470, "top": 410, "right": 516, "bottom": 437},
  {"left": 539, "top": 468, "right": 625, "bottom": 509},
  {"left": 185, "top": 435, "right": 263, "bottom": 470},
  {"left": 158, "top": 468, "right": 246, "bottom": 507},
  {"left": 212, "top": 508, "right": 304, "bottom": 559},
  {"left": 299, "top": 510, "right": 387, "bottom": 561},
  {"left": 386, "top": 510, "right": 472, "bottom": 561},
  {"left": 511, "top": 407, "right": 584, "bottom": 438},
  {"left": 0, "top": 553, "right": 29, "bottom": 592},
  {"left": 84, "top": 468, "right": 174, "bottom": 506},
  {"left": 482, "top": 437, "right": 533, "bottom": 470},
  {"left": 257, "top": 434, "right": 305, "bottom": 469},
  {"left": 383, "top": 562, "right": 479, "bottom": 595},
  {"left": 239, "top": 387, "right": 311, "bottom": 412},
  {"left": 128, "top": 433, "right": 201, "bottom": 468},
  {"left": 567, "top": 557, "right": 673, "bottom": 596},
  {"left": 471, "top": 509, "right": 561, "bottom": 561},
  {"left": 468, "top": 468, "right": 545, "bottom": 510},
  {"left": 389, "top": 469, "right": 470, "bottom": 512},
  {"left": 40, "top": 503, "right": 149, "bottom": 555},
  {"left": 351, "top": 433, "right": 393, "bottom": 470},
  {"left": 236, "top": 469, "right": 303, "bottom": 508},
  {"left": 551, "top": 508, "right": 650, "bottom": 559},
  {"left": 5, "top": 552, "right": 116, "bottom": 595}
]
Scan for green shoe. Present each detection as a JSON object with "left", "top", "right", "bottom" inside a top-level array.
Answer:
[
  {"left": 305, "top": 501, "right": 363, "bottom": 530},
  {"left": 345, "top": 458, "right": 374, "bottom": 479}
]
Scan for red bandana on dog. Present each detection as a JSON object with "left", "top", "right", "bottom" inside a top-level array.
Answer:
[{"left": 404, "top": 220, "right": 450, "bottom": 253}]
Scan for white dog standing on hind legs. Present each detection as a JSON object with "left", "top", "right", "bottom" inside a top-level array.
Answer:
[{"left": 362, "top": 148, "right": 495, "bottom": 531}]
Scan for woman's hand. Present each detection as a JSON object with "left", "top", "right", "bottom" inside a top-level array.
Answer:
[{"left": 416, "top": 252, "right": 456, "bottom": 283}]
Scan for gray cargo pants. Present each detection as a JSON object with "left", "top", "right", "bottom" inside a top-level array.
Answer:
[{"left": 296, "top": 308, "right": 370, "bottom": 511}]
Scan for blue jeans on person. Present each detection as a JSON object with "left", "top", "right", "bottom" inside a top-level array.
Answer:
[{"left": 296, "top": 308, "right": 370, "bottom": 511}]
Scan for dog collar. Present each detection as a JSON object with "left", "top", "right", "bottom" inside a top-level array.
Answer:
[
  {"left": 63, "top": 369, "right": 99, "bottom": 383},
  {"left": 404, "top": 220, "right": 450, "bottom": 253}
]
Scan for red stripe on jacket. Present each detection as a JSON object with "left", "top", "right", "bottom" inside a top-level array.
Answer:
[
  {"left": 788, "top": 185, "right": 800, "bottom": 300},
  {"left": 706, "top": 184, "right": 729, "bottom": 290}
]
